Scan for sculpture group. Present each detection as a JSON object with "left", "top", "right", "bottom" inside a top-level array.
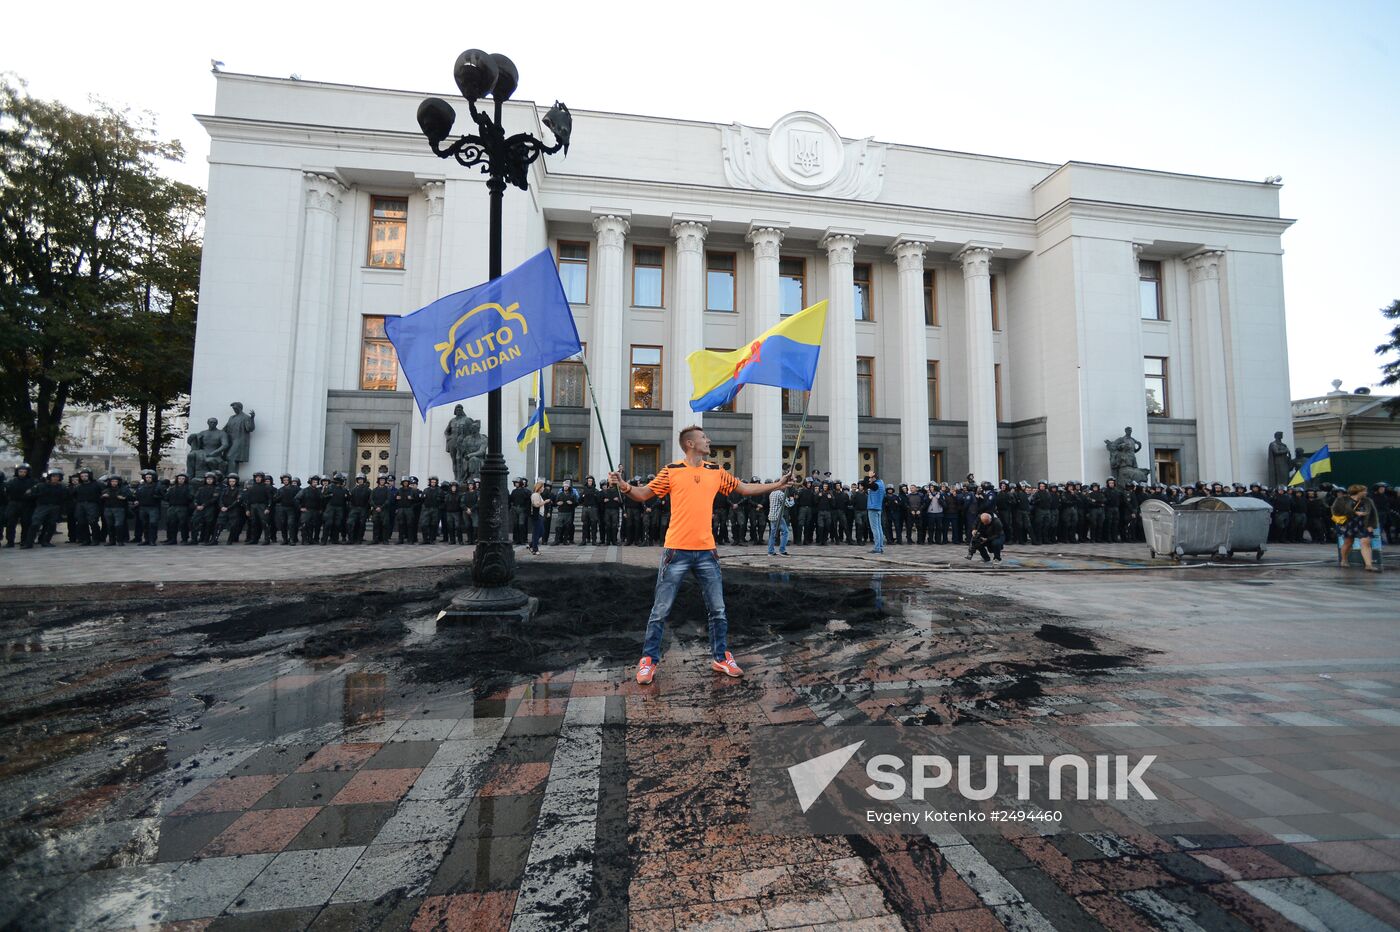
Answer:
[
  {"left": 1104, "top": 427, "right": 1150, "bottom": 484},
  {"left": 186, "top": 402, "right": 255, "bottom": 476},
  {"left": 445, "top": 404, "right": 488, "bottom": 483}
]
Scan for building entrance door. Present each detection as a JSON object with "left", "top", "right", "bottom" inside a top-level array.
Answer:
[{"left": 355, "top": 429, "right": 393, "bottom": 478}]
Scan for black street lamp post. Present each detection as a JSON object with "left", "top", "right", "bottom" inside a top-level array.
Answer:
[{"left": 416, "top": 50, "right": 572, "bottom": 619}]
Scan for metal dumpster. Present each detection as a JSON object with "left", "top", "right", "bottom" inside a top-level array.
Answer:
[{"left": 1141, "top": 496, "right": 1273, "bottom": 561}]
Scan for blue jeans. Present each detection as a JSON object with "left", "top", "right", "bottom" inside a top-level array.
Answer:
[
  {"left": 868, "top": 509, "right": 884, "bottom": 552},
  {"left": 641, "top": 548, "right": 728, "bottom": 662},
  {"left": 767, "top": 518, "right": 790, "bottom": 554}
]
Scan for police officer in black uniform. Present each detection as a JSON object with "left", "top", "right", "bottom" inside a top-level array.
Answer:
[
  {"left": 98, "top": 474, "right": 129, "bottom": 546},
  {"left": 133, "top": 469, "right": 162, "bottom": 546},
  {"left": 394, "top": 476, "right": 418, "bottom": 544},
  {"left": 5, "top": 464, "right": 37, "bottom": 548},
  {"left": 600, "top": 478, "right": 621, "bottom": 545},
  {"left": 214, "top": 474, "right": 244, "bottom": 544},
  {"left": 70, "top": 468, "right": 102, "bottom": 545},
  {"left": 441, "top": 481, "right": 462, "bottom": 544},
  {"left": 243, "top": 472, "right": 274, "bottom": 544},
  {"left": 323, "top": 474, "right": 350, "bottom": 544},
  {"left": 28, "top": 468, "right": 69, "bottom": 547},
  {"left": 274, "top": 474, "right": 299, "bottom": 544},
  {"left": 578, "top": 476, "right": 599, "bottom": 545},
  {"left": 418, "top": 476, "right": 443, "bottom": 544},
  {"left": 297, "top": 475, "right": 325, "bottom": 544},
  {"left": 462, "top": 479, "right": 480, "bottom": 544},
  {"left": 509, "top": 477, "right": 531, "bottom": 544},
  {"left": 369, "top": 475, "right": 392, "bottom": 543},
  {"left": 164, "top": 473, "right": 193, "bottom": 544}
]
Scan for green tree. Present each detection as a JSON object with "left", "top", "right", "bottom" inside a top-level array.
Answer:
[
  {"left": 1377, "top": 298, "right": 1400, "bottom": 416},
  {"left": 0, "top": 77, "right": 199, "bottom": 469},
  {"left": 110, "top": 181, "right": 203, "bottom": 469}
]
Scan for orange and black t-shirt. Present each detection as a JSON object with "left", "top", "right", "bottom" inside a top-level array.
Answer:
[{"left": 647, "top": 460, "right": 738, "bottom": 550}]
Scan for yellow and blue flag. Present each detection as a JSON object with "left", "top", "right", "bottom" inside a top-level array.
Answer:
[
  {"left": 1288, "top": 444, "right": 1331, "bottom": 486},
  {"left": 687, "top": 300, "right": 827, "bottom": 412},
  {"left": 516, "top": 370, "right": 550, "bottom": 452},
  {"left": 385, "top": 249, "right": 582, "bottom": 418}
]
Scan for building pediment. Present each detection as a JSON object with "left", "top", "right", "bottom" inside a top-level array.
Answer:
[{"left": 721, "top": 111, "right": 886, "bottom": 201}]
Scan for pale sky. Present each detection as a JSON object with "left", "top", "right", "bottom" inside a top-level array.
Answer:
[{"left": 7, "top": 0, "right": 1398, "bottom": 398}]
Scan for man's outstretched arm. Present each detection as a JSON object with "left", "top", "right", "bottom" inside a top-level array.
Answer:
[
  {"left": 735, "top": 472, "right": 796, "bottom": 497},
  {"left": 608, "top": 472, "right": 656, "bottom": 503}
]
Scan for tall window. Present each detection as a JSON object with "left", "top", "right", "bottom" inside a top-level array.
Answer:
[
  {"left": 1139, "top": 259, "right": 1164, "bottom": 320},
  {"left": 1145, "top": 356, "right": 1169, "bottom": 417},
  {"left": 854, "top": 263, "right": 873, "bottom": 321},
  {"left": 929, "top": 450, "right": 944, "bottom": 483},
  {"left": 782, "top": 389, "right": 808, "bottom": 415},
  {"left": 923, "top": 270, "right": 938, "bottom": 326},
  {"left": 998, "top": 452, "right": 1007, "bottom": 481},
  {"left": 630, "top": 346, "right": 662, "bottom": 409},
  {"left": 368, "top": 196, "right": 407, "bottom": 269},
  {"left": 779, "top": 257, "right": 805, "bottom": 315},
  {"left": 990, "top": 275, "right": 1001, "bottom": 331},
  {"left": 927, "top": 361, "right": 940, "bottom": 419},
  {"left": 551, "top": 442, "right": 582, "bottom": 482},
  {"left": 994, "top": 363, "right": 1003, "bottom": 421},
  {"left": 89, "top": 416, "right": 107, "bottom": 446},
  {"left": 558, "top": 241, "right": 589, "bottom": 304},
  {"left": 706, "top": 251, "right": 736, "bottom": 312},
  {"left": 856, "top": 356, "right": 874, "bottom": 417},
  {"left": 552, "top": 345, "right": 585, "bottom": 408},
  {"left": 360, "top": 316, "right": 399, "bottom": 391},
  {"left": 633, "top": 245, "right": 664, "bottom": 308},
  {"left": 708, "top": 348, "right": 736, "bottom": 412}
]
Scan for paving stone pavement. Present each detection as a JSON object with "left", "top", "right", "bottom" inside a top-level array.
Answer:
[{"left": 0, "top": 532, "right": 1396, "bottom": 930}]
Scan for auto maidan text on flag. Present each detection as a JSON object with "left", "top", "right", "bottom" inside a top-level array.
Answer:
[
  {"left": 687, "top": 300, "right": 828, "bottom": 412},
  {"left": 516, "top": 370, "right": 550, "bottom": 451},
  {"left": 1289, "top": 444, "right": 1332, "bottom": 486},
  {"left": 385, "top": 249, "right": 582, "bottom": 418}
]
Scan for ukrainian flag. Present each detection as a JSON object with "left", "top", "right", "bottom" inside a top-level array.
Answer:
[
  {"left": 687, "top": 300, "right": 828, "bottom": 412},
  {"left": 1288, "top": 444, "right": 1331, "bottom": 486},
  {"left": 516, "top": 370, "right": 550, "bottom": 451}
]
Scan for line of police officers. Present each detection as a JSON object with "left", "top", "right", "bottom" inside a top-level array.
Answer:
[
  {"left": 0, "top": 465, "right": 495, "bottom": 549},
  {"left": 5, "top": 462, "right": 1395, "bottom": 551}
]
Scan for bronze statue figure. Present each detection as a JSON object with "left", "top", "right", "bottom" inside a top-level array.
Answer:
[
  {"left": 225, "top": 402, "right": 256, "bottom": 466},
  {"left": 1267, "top": 431, "right": 1292, "bottom": 488}
]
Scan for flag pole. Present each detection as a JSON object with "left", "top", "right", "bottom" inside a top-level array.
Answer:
[
  {"left": 787, "top": 389, "right": 811, "bottom": 478},
  {"left": 579, "top": 359, "right": 616, "bottom": 475}
]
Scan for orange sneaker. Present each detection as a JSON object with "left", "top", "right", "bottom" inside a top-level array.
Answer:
[
  {"left": 711, "top": 652, "right": 743, "bottom": 677},
  {"left": 636, "top": 656, "right": 657, "bottom": 685}
]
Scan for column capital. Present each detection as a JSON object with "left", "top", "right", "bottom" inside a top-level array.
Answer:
[
  {"left": 888, "top": 238, "right": 929, "bottom": 272},
  {"left": 592, "top": 213, "right": 630, "bottom": 248},
  {"left": 303, "top": 172, "right": 345, "bottom": 215},
  {"left": 670, "top": 219, "right": 708, "bottom": 254},
  {"left": 820, "top": 229, "right": 861, "bottom": 266},
  {"left": 956, "top": 245, "right": 994, "bottom": 277},
  {"left": 422, "top": 181, "right": 446, "bottom": 217},
  {"left": 746, "top": 224, "right": 786, "bottom": 260},
  {"left": 1185, "top": 250, "right": 1225, "bottom": 282}
]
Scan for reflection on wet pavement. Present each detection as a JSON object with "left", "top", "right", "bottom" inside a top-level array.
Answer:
[{"left": 0, "top": 557, "right": 1396, "bottom": 930}]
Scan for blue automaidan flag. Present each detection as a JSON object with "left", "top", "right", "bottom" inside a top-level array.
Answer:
[{"left": 385, "top": 249, "right": 582, "bottom": 418}]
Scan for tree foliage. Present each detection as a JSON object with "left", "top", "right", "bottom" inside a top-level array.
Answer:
[
  {"left": 0, "top": 77, "right": 201, "bottom": 469},
  {"left": 1376, "top": 299, "right": 1400, "bottom": 417}
]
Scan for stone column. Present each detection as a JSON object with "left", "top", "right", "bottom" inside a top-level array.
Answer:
[
  {"left": 589, "top": 213, "right": 629, "bottom": 478},
  {"left": 890, "top": 239, "right": 931, "bottom": 484},
  {"left": 410, "top": 183, "right": 448, "bottom": 481},
  {"left": 746, "top": 225, "right": 785, "bottom": 479},
  {"left": 669, "top": 217, "right": 708, "bottom": 442},
  {"left": 958, "top": 246, "right": 998, "bottom": 481},
  {"left": 287, "top": 172, "right": 344, "bottom": 477},
  {"left": 820, "top": 231, "right": 860, "bottom": 480},
  {"left": 1186, "top": 250, "right": 1235, "bottom": 480}
]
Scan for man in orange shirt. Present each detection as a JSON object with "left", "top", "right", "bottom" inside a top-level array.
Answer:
[{"left": 611, "top": 425, "right": 794, "bottom": 684}]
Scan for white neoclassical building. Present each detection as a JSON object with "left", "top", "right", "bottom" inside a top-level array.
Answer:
[{"left": 190, "top": 72, "right": 1295, "bottom": 487}]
